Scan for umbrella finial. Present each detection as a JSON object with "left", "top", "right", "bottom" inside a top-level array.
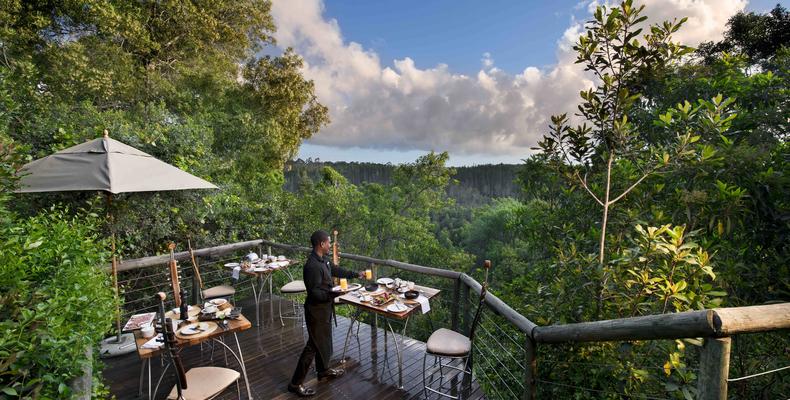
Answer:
[{"left": 103, "top": 129, "right": 109, "bottom": 138}]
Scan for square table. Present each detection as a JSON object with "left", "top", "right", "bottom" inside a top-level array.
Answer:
[
  {"left": 337, "top": 284, "right": 441, "bottom": 389},
  {"left": 227, "top": 259, "right": 294, "bottom": 326},
  {"left": 133, "top": 305, "right": 253, "bottom": 399}
]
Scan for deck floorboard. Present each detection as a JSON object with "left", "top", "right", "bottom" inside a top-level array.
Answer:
[{"left": 102, "top": 296, "right": 485, "bottom": 399}]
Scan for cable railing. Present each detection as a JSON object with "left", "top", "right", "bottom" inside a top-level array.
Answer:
[{"left": 110, "top": 239, "right": 790, "bottom": 400}]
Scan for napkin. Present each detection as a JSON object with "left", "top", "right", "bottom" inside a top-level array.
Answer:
[
  {"left": 231, "top": 266, "right": 241, "bottom": 280},
  {"left": 416, "top": 295, "right": 430, "bottom": 314},
  {"left": 142, "top": 333, "right": 164, "bottom": 349}
]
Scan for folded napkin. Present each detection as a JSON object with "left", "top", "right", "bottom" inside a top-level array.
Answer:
[
  {"left": 416, "top": 295, "right": 430, "bottom": 314},
  {"left": 142, "top": 333, "right": 164, "bottom": 349},
  {"left": 231, "top": 266, "right": 241, "bottom": 280}
]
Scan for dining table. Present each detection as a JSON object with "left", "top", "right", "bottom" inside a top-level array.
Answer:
[
  {"left": 225, "top": 258, "right": 293, "bottom": 326},
  {"left": 337, "top": 281, "right": 440, "bottom": 389},
  {"left": 131, "top": 303, "right": 253, "bottom": 399}
]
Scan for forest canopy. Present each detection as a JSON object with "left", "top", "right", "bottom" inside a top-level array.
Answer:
[{"left": 1, "top": 1, "right": 787, "bottom": 399}]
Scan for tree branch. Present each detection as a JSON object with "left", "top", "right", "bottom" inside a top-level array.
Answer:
[
  {"left": 574, "top": 170, "right": 604, "bottom": 206},
  {"left": 608, "top": 165, "right": 657, "bottom": 205}
]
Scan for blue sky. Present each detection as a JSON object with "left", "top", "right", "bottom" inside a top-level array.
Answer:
[
  {"left": 273, "top": 0, "right": 787, "bottom": 166},
  {"left": 320, "top": 1, "right": 578, "bottom": 76}
]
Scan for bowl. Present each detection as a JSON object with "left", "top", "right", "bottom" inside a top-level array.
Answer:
[
  {"left": 202, "top": 305, "right": 218, "bottom": 314},
  {"left": 364, "top": 283, "right": 379, "bottom": 292},
  {"left": 141, "top": 325, "right": 155, "bottom": 338},
  {"left": 404, "top": 290, "right": 419, "bottom": 300},
  {"left": 209, "top": 298, "right": 228, "bottom": 307}
]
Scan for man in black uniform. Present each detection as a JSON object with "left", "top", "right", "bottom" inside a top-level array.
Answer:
[{"left": 288, "top": 230, "right": 363, "bottom": 397}]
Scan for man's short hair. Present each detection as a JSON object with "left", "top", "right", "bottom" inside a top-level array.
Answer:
[{"left": 310, "top": 230, "right": 330, "bottom": 248}]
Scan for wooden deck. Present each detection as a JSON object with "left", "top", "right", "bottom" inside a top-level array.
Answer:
[{"left": 102, "top": 296, "right": 486, "bottom": 399}]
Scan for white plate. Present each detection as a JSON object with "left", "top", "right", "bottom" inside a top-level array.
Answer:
[
  {"left": 179, "top": 322, "right": 209, "bottom": 335},
  {"left": 209, "top": 299, "right": 227, "bottom": 306},
  {"left": 224, "top": 262, "right": 240, "bottom": 268},
  {"left": 376, "top": 277, "right": 394, "bottom": 285},
  {"left": 332, "top": 283, "right": 361, "bottom": 292},
  {"left": 386, "top": 303, "right": 408, "bottom": 313}
]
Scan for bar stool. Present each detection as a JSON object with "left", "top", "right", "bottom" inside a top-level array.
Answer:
[
  {"left": 422, "top": 261, "right": 491, "bottom": 399},
  {"left": 279, "top": 280, "right": 306, "bottom": 327}
]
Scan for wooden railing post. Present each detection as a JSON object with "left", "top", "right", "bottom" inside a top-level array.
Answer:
[
  {"left": 461, "top": 281, "right": 471, "bottom": 335},
  {"left": 698, "top": 336, "right": 731, "bottom": 400},
  {"left": 451, "top": 277, "right": 461, "bottom": 332},
  {"left": 524, "top": 335, "right": 536, "bottom": 400}
]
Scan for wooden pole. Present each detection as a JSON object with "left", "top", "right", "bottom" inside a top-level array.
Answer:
[
  {"left": 697, "top": 336, "right": 731, "bottom": 400},
  {"left": 524, "top": 335, "right": 536, "bottom": 400},
  {"left": 451, "top": 278, "right": 461, "bottom": 332},
  {"left": 332, "top": 230, "right": 339, "bottom": 286}
]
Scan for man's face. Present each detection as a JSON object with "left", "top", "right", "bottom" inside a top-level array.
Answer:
[{"left": 321, "top": 238, "right": 331, "bottom": 253}]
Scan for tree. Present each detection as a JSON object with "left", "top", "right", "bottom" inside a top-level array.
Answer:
[
  {"left": 1, "top": 1, "right": 329, "bottom": 257},
  {"left": 697, "top": 4, "right": 790, "bottom": 68},
  {"left": 539, "top": 1, "right": 713, "bottom": 265}
]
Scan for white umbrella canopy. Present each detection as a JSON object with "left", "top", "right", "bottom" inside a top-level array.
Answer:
[
  {"left": 17, "top": 133, "right": 217, "bottom": 193},
  {"left": 15, "top": 131, "right": 218, "bottom": 356}
]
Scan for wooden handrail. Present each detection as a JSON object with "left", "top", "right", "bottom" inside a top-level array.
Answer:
[
  {"left": 533, "top": 303, "right": 790, "bottom": 343},
  {"left": 111, "top": 238, "right": 790, "bottom": 341},
  {"left": 460, "top": 273, "right": 538, "bottom": 334},
  {"left": 109, "top": 239, "right": 263, "bottom": 272},
  {"left": 259, "top": 240, "right": 462, "bottom": 279}
]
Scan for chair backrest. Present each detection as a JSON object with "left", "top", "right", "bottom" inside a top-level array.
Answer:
[
  {"left": 188, "top": 239, "right": 204, "bottom": 290},
  {"left": 157, "top": 292, "right": 188, "bottom": 397},
  {"left": 468, "top": 260, "right": 492, "bottom": 343}
]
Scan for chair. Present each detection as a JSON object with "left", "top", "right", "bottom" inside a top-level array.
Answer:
[
  {"left": 155, "top": 292, "right": 241, "bottom": 400},
  {"left": 422, "top": 261, "right": 491, "bottom": 399},
  {"left": 188, "top": 241, "right": 235, "bottom": 302},
  {"left": 279, "top": 280, "right": 306, "bottom": 327}
]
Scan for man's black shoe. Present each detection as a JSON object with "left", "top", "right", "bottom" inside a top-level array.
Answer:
[
  {"left": 287, "top": 384, "right": 316, "bottom": 397},
  {"left": 317, "top": 368, "right": 345, "bottom": 381}
]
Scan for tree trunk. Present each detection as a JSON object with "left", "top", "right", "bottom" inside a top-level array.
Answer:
[{"left": 599, "top": 154, "right": 613, "bottom": 265}]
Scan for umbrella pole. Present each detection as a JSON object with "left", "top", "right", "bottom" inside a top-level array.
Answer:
[
  {"left": 99, "top": 192, "right": 134, "bottom": 357},
  {"left": 107, "top": 193, "right": 122, "bottom": 341}
]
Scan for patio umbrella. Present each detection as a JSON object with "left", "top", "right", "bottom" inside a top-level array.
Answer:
[{"left": 16, "top": 130, "right": 218, "bottom": 355}]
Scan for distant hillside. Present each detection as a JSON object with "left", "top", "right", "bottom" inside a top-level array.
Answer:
[{"left": 284, "top": 160, "right": 521, "bottom": 206}]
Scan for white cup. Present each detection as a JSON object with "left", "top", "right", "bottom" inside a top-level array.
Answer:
[{"left": 141, "top": 325, "right": 155, "bottom": 338}]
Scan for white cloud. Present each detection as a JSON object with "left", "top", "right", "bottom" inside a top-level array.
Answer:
[{"left": 271, "top": 0, "right": 745, "bottom": 158}]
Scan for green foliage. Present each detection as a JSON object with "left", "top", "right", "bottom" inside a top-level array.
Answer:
[
  {"left": 0, "top": 207, "right": 113, "bottom": 399},
  {"left": 697, "top": 4, "right": 790, "bottom": 67},
  {"left": 2, "top": 0, "right": 328, "bottom": 259}
]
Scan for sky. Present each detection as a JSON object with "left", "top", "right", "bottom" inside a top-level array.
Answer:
[{"left": 273, "top": 0, "right": 787, "bottom": 166}]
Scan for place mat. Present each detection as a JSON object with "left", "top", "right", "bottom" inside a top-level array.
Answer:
[
  {"left": 175, "top": 321, "right": 218, "bottom": 340},
  {"left": 123, "top": 312, "right": 156, "bottom": 331}
]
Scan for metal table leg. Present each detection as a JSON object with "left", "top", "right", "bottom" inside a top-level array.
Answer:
[
  {"left": 250, "top": 276, "right": 260, "bottom": 327},
  {"left": 267, "top": 272, "right": 273, "bottom": 324},
  {"left": 138, "top": 358, "right": 151, "bottom": 399},
  {"left": 384, "top": 316, "right": 409, "bottom": 389},
  {"left": 207, "top": 333, "right": 252, "bottom": 399},
  {"left": 341, "top": 308, "right": 362, "bottom": 363}
]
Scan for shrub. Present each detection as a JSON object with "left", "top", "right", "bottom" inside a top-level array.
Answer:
[{"left": 0, "top": 207, "right": 114, "bottom": 399}]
